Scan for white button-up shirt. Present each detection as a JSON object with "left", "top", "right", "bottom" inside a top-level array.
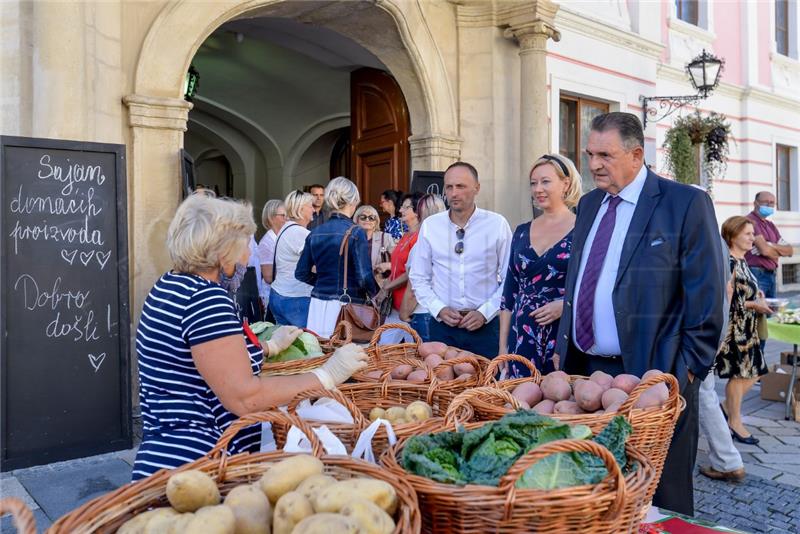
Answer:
[
  {"left": 572, "top": 165, "right": 648, "bottom": 355},
  {"left": 409, "top": 207, "right": 512, "bottom": 321}
]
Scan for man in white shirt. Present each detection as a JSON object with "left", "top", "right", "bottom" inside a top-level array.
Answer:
[{"left": 408, "top": 162, "right": 512, "bottom": 358}]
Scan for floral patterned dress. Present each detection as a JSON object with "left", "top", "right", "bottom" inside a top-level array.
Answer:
[
  {"left": 501, "top": 222, "right": 572, "bottom": 376},
  {"left": 715, "top": 256, "right": 767, "bottom": 379},
  {"left": 384, "top": 216, "right": 407, "bottom": 240}
]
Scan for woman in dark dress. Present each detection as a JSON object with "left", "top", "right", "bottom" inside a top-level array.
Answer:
[{"left": 499, "top": 154, "right": 582, "bottom": 376}]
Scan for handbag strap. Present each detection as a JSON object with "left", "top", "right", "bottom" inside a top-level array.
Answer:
[
  {"left": 272, "top": 222, "right": 299, "bottom": 277},
  {"left": 339, "top": 225, "right": 356, "bottom": 298}
]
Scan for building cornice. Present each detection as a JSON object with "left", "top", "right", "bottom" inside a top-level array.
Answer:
[
  {"left": 123, "top": 94, "right": 193, "bottom": 131},
  {"left": 555, "top": 6, "right": 664, "bottom": 60}
]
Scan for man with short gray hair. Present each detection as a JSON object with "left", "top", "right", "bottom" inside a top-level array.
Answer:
[{"left": 556, "top": 112, "right": 725, "bottom": 515}]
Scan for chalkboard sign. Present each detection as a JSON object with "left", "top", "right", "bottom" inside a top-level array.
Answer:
[
  {"left": 1, "top": 136, "right": 131, "bottom": 470},
  {"left": 410, "top": 170, "right": 445, "bottom": 197}
]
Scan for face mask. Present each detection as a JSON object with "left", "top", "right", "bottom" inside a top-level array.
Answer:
[
  {"left": 219, "top": 263, "right": 247, "bottom": 293},
  {"left": 758, "top": 205, "right": 774, "bottom": 218}
]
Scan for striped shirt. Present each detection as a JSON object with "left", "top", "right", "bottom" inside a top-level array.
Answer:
[{"left": 132, "top": 272, "right": 263, "bottom": 481}]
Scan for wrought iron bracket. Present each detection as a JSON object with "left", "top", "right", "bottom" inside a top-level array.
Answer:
[{"left": 640, "top": 94, "right": 704, "bottom": 129}]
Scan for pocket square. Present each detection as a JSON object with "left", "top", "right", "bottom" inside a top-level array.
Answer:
[{"left": 650, "top": 238, "right": 665, "bottom": 247}]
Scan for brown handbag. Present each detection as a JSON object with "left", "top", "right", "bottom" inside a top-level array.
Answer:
[{"left": 336, "top": 226, "right": 381, "bottom": 343}]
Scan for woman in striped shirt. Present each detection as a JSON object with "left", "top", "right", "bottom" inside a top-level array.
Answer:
[{"left": 132, "top": 195, "right": 368, "bottom": 481}]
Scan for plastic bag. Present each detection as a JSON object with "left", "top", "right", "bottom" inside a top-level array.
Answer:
[
  {"left": 351, "top": 418, "right": 397, "bottom": 464},
  {"left": 283, "top": 424, "right": 348, "bottom": 455},
  {"left": 294, "top": 397, "right": 355, "bottom": 424}
]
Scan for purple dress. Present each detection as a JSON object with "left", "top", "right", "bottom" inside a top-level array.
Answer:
[{"left": 501, "top": 222, "right": 573, "bottom": 376}]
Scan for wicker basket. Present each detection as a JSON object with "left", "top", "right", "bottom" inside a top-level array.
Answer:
[
  {"left": 382, "top": 429, "right": 654, "bottom": 534},
  {"left": 479, "top": 353, "right": 542, "bottom": 387},
  {"left": 260, "top": 320, "right": 352, "bottom": 376},
  {"left": 0, "top": 498, "right": 36, "bottom": 534},
  {"left": 351, "top": 323, "right": 425, "bottom": 381},
  {"left": 48, "top": 411, "right": 420, "bottom": 534},
  {"left": 461, "top": 373, "right": 684, "bottom": 503}
]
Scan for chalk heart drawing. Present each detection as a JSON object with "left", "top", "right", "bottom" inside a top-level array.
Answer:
[
  {"left": 79, "top": 250, "right": 95, "bottom": 266},
  {"left": 88, "top": 352, "right": 106, "bottom": 373},
  {"left": 96, "top": 250, "right": 111, "bottom": 270},
  {"left": 60, "top": 249, "right": 77, "bottom": 265}
]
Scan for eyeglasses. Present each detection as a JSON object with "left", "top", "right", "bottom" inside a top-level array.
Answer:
[
  {"left": 359, "top": 215, "right": 377, "bottom": 221},
  {"left": 455, "top": 227, "right": 465, "bottom": 254},
  {"left": 275, "top": 213, "right": 287, "bottom": 218}
]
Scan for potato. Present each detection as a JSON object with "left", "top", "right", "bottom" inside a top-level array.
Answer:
[
  {"left": 365, "top": 370, "right": 383, "bottom": 379},
  {"left": 547, "top": 370, "right": 570, "bottom": 382},
  {"left": 224, "top": 484, "right": 271, "bottom": 534},
  {"left": 143, "top": 508, "right": 180, "bottom": 534},
  {"left": 393, "top": 417, "right": 409, "bottom": 425},
  {"left": 405, "top": 401, "right": 433, "bottom": 422},
  {"left": 554, "top": 400, "right": 582, "bottom": 414},
  {"left": 390, "top": 365, "right": 413, "bottom": 380},
  {"left": 605, "top": 402, "right": 623, "bottom": 413},
  {"left": 272, "top": 492, "right": 314, "bottom": 534},
  {"left": 511, "top": 382, "right": 543, "bottom": 407},
  {"left": 455, "top": 373, "right": 473, "bottom": 382},
  {"left": 589, "top": 370, "right": 613, "bottom": 390},
  {"left": 340, "top": 498, "right": 396, "bottom": 534},
  {"left": 166, "top": 470, "right": 221, "bottom": 512},
  {"left": 167, "top": 514, "right": 195, "bottom": 534},
  {"left": 453, "top": 362, "right": 476, "bottom": 376},
  {"left": 295, "top": 474, "right": 337, "bottom": 501},
  {"left": 424, "top": 354, "right": 443, "bottom": 369},
  {"left": 540, "top": 376, "right": 571, "bottom": 402},
  {"left": 532, "top": 399, "right": 555, "bottom": 414},
  {"left": 574, "top": 379, "right": 603, "bottom": 412},
  {"left": 443, "top": 347, "right": 460, "bottom": 360},
  {"left": 259, "top": 455, "right": 324, "bottom": 503},
  {"left": 384, "top": 406, "right": 407, "bottom": 422},
  {"left": 634, "top": 383, "right": 669, "bottom": 409},
  {"left": 642, "top": 369, "right": 664, "bottom": 380},
  {"left": 290, "top": 513, "right": 360, "bottom": 534},
  {"left": 118, "top": 509, "right": 166, "bottom": 534},
  {"left": 434, "top": 363, "right": 455, "bottom": 381},
  {"left": 369, "top": 407, "right": 386, "bottom": 422},
  {"left": 183, "top": 505, "right": 235, "bottom": 534},
  {"left": 405, "top": 370, "right": 427, "bottom": 383},
  {"left": 611, "top": 374, "right": 641, "bottom": 394},
  {"left": 418, "top": 341, "right": 447, "bottom": 358},
  {"left": 601, "top": 388, "right": 629, "bottom": 410},
  {"left": 313, "top": 478, "right": 398, "bottom": 515}
]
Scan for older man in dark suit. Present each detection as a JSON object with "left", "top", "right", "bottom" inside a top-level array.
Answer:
[{"left": 555, "top": 112, "right": 724, "bottom": 515}]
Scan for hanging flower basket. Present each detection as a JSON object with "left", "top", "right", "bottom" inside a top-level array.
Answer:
[{"left": 663, "top": 111, "right": 731, "bottom": 188}]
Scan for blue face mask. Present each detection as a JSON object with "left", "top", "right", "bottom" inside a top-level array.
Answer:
[
  {"left": 219, "top": 263, "right": 247, "bottom": 293},
  {"left": 758, "top": 205, "right": 775, "bottom": 218}
]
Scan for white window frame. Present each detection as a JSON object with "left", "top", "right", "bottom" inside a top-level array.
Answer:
[
  {"left": 670, "top": 0, "right": 713, "bottom": 33},
  {"left": 773, "top": 139, "right": 799, "bottom": 213},
  {"left": 771, "top": 0, "right": 799, "bottom": 59}
]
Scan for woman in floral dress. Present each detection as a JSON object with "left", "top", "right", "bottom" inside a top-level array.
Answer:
[{"left": 499, "top": 154, "right": 582, "bottom": 376}]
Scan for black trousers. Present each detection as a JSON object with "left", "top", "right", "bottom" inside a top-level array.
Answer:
[
  {"left": 573, "top": 349, "right": 701, "bottom": 516},
  {"left": 427, "top": 317, "right": 500, "bottom": 359}
]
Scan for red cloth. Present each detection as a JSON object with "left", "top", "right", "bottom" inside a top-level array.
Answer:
[
  {"left": 390, "top": 231, "right": 419, "bottom": 310},
  {"left": 745, "top": 211, "right": 782, "bottom": 271}
]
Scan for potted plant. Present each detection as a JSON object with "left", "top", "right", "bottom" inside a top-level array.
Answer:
[{"left": 663, "top": 111, "right": 732, "bottom": 190}]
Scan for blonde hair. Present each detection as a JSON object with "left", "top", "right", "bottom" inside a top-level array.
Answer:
[
  {"left": 325, "top": 176, "right": 360, "bottom": 211},
  {"left": 284, "top": 190, "right": 313, "bottom": 221},
  {"left": 353, "top": 205, "right": 379, "bottom": 230},
  {"left": 419, "top": 194, "right": 446, "bottom": 222},
  {"left": 261, "top": 199, "right": 284, "bottom": 230},
  {"left": 530, "top": 154, "right": 583, "bottom": 209},
  {"left": 167, "top": 195, "right": 256, "bottom": 273}
]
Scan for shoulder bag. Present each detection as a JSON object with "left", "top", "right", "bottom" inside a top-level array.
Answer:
[{"left": 336, "top": 226, "right": 382, "bottom": 343}]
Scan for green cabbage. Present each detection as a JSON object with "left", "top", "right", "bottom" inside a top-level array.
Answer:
[{"left": 250, "top": 321, "right": 324, "bottom": 361}]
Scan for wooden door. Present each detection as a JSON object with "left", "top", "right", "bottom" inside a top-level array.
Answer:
[{"left": 351, "top": 68, "right": 410, "bottom": 210}]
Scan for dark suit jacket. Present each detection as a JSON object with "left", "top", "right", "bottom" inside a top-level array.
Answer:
[{"left": 556, "top": 169, "right": 724, "bottom": 387}]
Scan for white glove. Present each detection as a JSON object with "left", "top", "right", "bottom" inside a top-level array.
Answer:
[
  {"left": 311, "top": 343, "right": 369, "bottom": 389},
  {"left": 266, "top": 326, "right": 302, "bottom": 356}
]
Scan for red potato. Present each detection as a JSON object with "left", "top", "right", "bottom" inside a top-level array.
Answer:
[
  {"left": 418, "top": 341, "right": 448, "bottom": 358},
  {"left": 547, "top": 371, "right": 570, "bottom": 382},
  {"left": 554, "top": 400, "right": 582, "bottom": 414},
  {"left": 611, "top": 374, "right": 641, "bottom": 394},
  {"left": 605, "top": 402, "right": 623, "bottom": 413},
  {"left": 589, "top": 371, "right": 613, "bottom": 391},
  {"left": 504, "top": 400, "right": 530, "bottom": 410},
  {"left": 365, "top": 370, "right": 383, "bottom": 379},
  {"left": 424, "top": 354, "right": 444, "bottom": 369},
  {"left": 454, "top": 362, "right": 476, "bottom": 376},
  {"left": 601, "top": 388, "right": 629, "bottom": 410},
  {"left": 406, "top": 370, "right": 428, "bottom": 383},
  {"left": 511, "top": 382, "right": 543, "bottom": 407},
  {"left": 634, "top": 383, "right": 669, "bottom": 409},
  {"left": 540, "top": 376, "right": 571, "bottom": 402},
  {"left": 574, "top": 380, "right": 603, "bottom": 412},
  {"left": 443, "top": 347, "right": 460, "bottom": 360},
  {"left": 435, "top": 364, "right": 455, "bottom": 381},
  {"left": 532, "top": 399, "right": 555, "bottom": 415},
  {"left": 642, "top": 369, "right": 664, "bottom": 381},
  {"left": 390, "top": 365, "right": 413, "bottom": 380},
  {"left": 454, "top": 373, "right": 473, "bottom": 382}
]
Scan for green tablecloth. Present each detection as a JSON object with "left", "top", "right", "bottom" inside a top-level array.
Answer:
[{"left": 766, "top": 319, "right": 800, "bottom": 345}]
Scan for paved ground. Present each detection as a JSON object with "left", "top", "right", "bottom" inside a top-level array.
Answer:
[{"left": 1, "top": 342, "right": 799, "bottom": 533}]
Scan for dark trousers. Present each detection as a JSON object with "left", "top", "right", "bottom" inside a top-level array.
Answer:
[
  {"left": 571, "top": 347, "right": 701, "bottom": 516},
  {"left": 427, "top": 317, "right": 500, "bottom": 359}
]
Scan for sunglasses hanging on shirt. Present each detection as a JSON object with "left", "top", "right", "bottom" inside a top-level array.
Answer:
[{"left": 455, "top": 227, "right": 465, "bottom": 254}]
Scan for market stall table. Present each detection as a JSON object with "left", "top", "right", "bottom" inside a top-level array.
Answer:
[{"left": 765, "top": 319, "right": 800, "bottom": 419}]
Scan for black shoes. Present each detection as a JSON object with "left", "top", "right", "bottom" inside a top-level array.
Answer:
[{"left": 730, "top": 427, "right": 759, "bottom": 445}]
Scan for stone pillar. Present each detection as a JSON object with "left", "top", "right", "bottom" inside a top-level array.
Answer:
[
  {"left": 123, "top": 94, "right": 192, "bottom": 320},
  {"left": 409, "top": 133, "right": 462, "bottom": 174}
]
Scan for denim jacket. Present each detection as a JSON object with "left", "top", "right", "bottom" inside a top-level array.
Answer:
[{"left": 295, "top": 213, "right": 379, "bottom": 304}]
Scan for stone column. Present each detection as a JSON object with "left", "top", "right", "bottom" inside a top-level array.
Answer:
[
  {"left": 123, "top": 94, "right": 192, "bottom": 320},
  {"left": 505, "top": 20, "right": 560, "bottom": 219},
  {"left": 409, "top": 133, "right": 462, "bottom": 174}
]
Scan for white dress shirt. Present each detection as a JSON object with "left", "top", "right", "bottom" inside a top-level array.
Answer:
[
  {"left": 409, "top": 207, "right": 512, "bottom": 322},
  {"left": 572, "top": 165, "right": 648, "bottom": 355}
]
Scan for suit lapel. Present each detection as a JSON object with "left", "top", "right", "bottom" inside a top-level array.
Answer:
[{"left": 615, "top": 171, "right": 662, "bottom": 287}]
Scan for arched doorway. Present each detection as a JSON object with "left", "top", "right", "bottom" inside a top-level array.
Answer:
[{"left": 125, "top": 0, "right": 461, "bottom": 317}]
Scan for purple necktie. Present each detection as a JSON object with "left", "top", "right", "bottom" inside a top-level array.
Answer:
[{"left": 575, "top": 195, "right": 623, "bottom": 352}]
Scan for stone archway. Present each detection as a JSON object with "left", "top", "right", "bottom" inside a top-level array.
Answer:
[{"left": 125, "top": 0, "right": 461, "bottom": 317}]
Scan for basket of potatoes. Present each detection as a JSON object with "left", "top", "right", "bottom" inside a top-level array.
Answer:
[
  {"left": 463, "top": 369, "right": 684, "bottom": 503},
  {"left": 47, "top": 411, "right": 420, "bottom": 534}
]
